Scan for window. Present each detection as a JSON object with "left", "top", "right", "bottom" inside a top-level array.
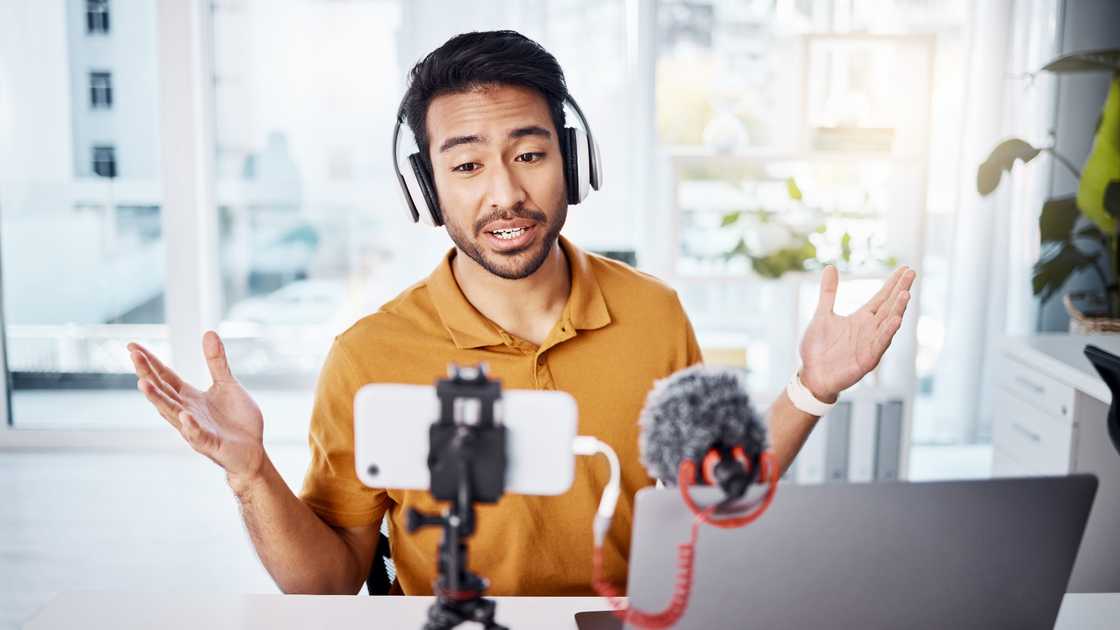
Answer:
[
  {"left": 90, "top": 71, "right": 112, "bottom": 109},
  {"left": 1, "top": 0, "right": 163, "bottom": 429},
  {"left": 92, "top": 145, "right": 116, "bottom": 178},
  {"left": 86, "top": 0, "right": 110, "bottom": 34}
]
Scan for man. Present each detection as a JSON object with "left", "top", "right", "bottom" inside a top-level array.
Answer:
[{"left": 128, "top": 30, "right": 914, "bottom": 597}]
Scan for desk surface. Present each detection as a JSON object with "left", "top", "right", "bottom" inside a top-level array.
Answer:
[
  {"left": 1002, "top": 333, "right": 1120, "bottom": 403},
  {"left": 21, "top": 591, "right": 1120, "bottom": 630}
]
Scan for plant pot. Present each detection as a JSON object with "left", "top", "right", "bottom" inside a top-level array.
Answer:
[{"left": 1064, "top": 291, "right": 1120, "bottom": 333}]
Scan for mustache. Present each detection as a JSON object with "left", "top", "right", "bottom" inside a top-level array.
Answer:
[{"left": 473, "top": 206, "right": 548, "bottom": 235}]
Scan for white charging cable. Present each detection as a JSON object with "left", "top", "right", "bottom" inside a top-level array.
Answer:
[{"left": 573, "top": 435, "right": 621, "bottom": 547}]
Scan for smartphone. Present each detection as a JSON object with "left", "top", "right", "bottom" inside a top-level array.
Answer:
[{"left": 353, "top": 383, "right": 578, "bottom": 495}]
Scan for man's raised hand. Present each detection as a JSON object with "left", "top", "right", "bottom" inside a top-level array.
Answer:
[
  {"left": 798, "top": 265, "right": 917, "bottom": 403},
  {"left": 128, "top": 330, "right": 266, "bottom": 485}
]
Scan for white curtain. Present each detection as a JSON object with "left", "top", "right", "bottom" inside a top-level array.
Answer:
[{"left": 935, "top": 0, "right": 1062, "bottom": 443}]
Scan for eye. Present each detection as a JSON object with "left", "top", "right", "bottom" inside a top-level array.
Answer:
[
  {"left": 516, "top": 152, "right": 546, "bottom": 163},
  {"left": 452, "top": 162, "right": 481, "bottom": 173}
]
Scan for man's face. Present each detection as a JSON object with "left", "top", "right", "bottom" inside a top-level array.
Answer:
[{"left": 426, "top": 84, "right": 568, "bottom": 280}]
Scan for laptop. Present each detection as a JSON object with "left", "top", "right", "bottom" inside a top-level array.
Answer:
[{"left": 575, "top": 475, "right": 1097, "bottom": 630}]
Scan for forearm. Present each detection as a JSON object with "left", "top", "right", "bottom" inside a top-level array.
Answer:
[
  {"left": 228, "top": 455, "right": 363, "bottom": 594},
  {"left": 766, "top": 391, "right": 823, "bottom": 476}
]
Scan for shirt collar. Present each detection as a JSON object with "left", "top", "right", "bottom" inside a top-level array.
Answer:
[{"left": 426, "top": 234, "right": 612, "bottom": 349}]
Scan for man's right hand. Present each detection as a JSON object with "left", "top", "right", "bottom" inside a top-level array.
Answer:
[{"left": 128, "top": 330, "right": 266, "bottom": 490}]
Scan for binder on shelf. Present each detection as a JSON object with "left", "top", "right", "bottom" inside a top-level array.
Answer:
[
  {"left": 824, "top": 401, "right": 852, "bottom": 483},
  {"left": 848, "top": 399, "right": 878, "bottom": 483},
  {"left": 874, "top": 399, "right": 904, "bottom": 481}
]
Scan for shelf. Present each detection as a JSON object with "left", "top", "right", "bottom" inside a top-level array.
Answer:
[{"left": 663, "top": 146, "right": 927, "bottom": 164}]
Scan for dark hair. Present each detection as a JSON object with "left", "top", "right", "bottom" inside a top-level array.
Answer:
[{"left": 400, "top": 30, "right": 569, "bottom": 165}]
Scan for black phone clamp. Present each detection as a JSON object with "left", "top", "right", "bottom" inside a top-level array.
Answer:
[{"left": 407, "top": 363, "right": 509, "bottom": 630}]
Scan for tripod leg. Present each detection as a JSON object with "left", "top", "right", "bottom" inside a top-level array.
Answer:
[
  {"left": 470, "top": 597, "right": 507, "bottom": 630},
  {"left": 422, "top": 600, "right": 466, "bottom": 630}
]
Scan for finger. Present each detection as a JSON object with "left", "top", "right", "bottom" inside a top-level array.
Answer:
[
  {"left": 815, "top": 265, "right": 839, "bottom": 316},
  {"left": 136, "top": 377, "right": 184, "bottom": 429},
  {"left": 876, "top": 282, "right": 913, "bottom": 325},
  {"left": 179, "top": 411, "right": 219, "bottom": 456},
  {"left": 862, "top": 266, "right": 906, "bottom": 315},
  {"left": 871, "top": 315, "right": 903, "bottom": 359},
  {"left": 203, "top": 330, "right": 235, "bottom": 384},
  {"left": 873, "top": 268, "right": 916, "bottom": 323},
  {"left": 130, "top": 350, "right": 184, "bottom": 406},
  {"left": 126, "top": 342, "right": 185, "bottom": 392}
]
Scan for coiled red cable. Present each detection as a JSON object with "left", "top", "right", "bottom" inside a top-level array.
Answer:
[{"left": 591, "top": 451, "right": 780, "bottom": 628}]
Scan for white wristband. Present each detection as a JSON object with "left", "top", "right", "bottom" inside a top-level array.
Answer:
[{"left": 786, "top": 368, "right": 837, "bottom": 417}]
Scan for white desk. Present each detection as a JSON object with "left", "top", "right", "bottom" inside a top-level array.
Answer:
[
  {"left": 19, "top": 593, "right": 608, "bottom": 629},
  {"left": 20, "top": 591, "right": 1120, "bottom": 629},
  {"left": 997, "top": 334, "right": 1120, "bottom": 591}
]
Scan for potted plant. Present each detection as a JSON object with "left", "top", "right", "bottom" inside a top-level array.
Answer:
[{"left": 977, "top": 49, "right": 1120, "bottom": 331}]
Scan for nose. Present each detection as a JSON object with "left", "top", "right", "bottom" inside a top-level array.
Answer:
[{"left": 485, "top": 161, "right": 527, "bottom": 210}]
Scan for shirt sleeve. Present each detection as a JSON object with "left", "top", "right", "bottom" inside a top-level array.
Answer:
[{"left": 298, "top": 336, "right": 389, "bottom": 528}]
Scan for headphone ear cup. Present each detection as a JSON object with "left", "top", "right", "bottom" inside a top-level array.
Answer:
[
  {"left": 586, "top": 127, "right": 601, "bottom": 191},
  {"left": 395, "top": 169, "right": 421, "bottom": 223},
  {"left": 566, "top": 126, "right": 591, "bottom": 204},
  {"left": 563, "top": 127, "right": 580, "bottom": 205},
  {"left": 407, "top": 153, "right": 443, "bottom": 226}
]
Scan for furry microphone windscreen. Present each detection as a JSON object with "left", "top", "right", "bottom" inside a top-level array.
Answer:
[{"left": 637, "top": 364, "right": 767, "bottom": 485}]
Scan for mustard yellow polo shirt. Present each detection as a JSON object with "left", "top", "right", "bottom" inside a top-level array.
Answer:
[{"left": 298, "top": 235, "right": 702, "bottom": 595}]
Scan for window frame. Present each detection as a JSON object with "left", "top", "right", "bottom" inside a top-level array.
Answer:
[
  {"left": 90, "top": 70, "right": 113, "bottom": 109},
  {"left": 86, "top": 0, "right": 110, "bottom": 35},
  {"left": 91, "top": 144, "right": 117, "bottom": 178}
]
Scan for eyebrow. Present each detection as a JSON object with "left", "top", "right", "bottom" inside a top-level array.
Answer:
[{"left": 438, "top": 125, "right": 552, "bottom": 153}]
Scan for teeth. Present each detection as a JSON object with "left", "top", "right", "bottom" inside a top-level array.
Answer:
[{"left": 492, "top": 227, "right": 526, "bottom": 240}]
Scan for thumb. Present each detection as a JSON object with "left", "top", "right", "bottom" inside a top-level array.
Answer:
[
  {"left": 202, "top": 330, "right": 235, "bottom": 383},
  {"left": 815, "top": 265, "right": 838, "bottom": 316}
]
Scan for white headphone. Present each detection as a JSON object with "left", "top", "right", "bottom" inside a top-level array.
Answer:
[{"left": 392, "top": 92, "right": 603, "bottom": 227}]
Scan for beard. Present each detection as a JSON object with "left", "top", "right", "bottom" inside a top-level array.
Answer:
[{"left": 445, "top": 202, "right": 568, "bottom": 280}]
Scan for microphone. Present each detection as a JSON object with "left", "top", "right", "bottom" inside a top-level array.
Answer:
[
  {"left": 638, "top": 364, "right": 771, "bottom": 504},
  {"left": 586, "top": 365, "right": 781, "bottom": 629}
]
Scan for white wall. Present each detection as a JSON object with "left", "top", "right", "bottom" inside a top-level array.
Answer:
[{"left": 65, "top": 0, "right": 161, "bottom": 180}]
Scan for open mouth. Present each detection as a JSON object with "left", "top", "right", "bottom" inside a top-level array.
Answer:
[
  {"left": 483, "top": 223, "right": 537, "bottom": 252},
  {"left": 491, "top": 226, "right": 529, "bottom": 240}
]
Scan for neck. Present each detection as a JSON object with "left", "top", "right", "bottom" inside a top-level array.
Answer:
[{"left": 451, "top": 239, "right": 571, "bottom": 347}]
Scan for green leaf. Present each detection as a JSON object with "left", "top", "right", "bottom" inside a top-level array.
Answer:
[
  {"left": 1038, "top": 195, "right": 1079, "bottom": 244},
  {"left": 840, "top": 231, "right": 853, "bottom": 263},
  {"left": 977, "top": 138, "right": 1042, "bottom": 196},
  {"left": 749, "top": 239, "right": 816, "bottom": 279},
  {"left": 1032, "top": 244, "right": 1095, "bottom": 303},
  {"left": 1077, "top": 76, "right": 1120, "bottom": 234},
  {"left": 720, "top": 211, "right": 742, "bottom": 227},
  {"left": 1041, "top": 49, "right": 1120, "bottom": 74},
  {"left": 786, "top": 177, "right": 803, "bottom": 201},
  {"left": 751, "top": 256, "right": 782, "bottom": 278}
]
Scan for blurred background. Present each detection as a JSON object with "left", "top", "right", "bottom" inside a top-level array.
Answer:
[{"left": 2, "top": 0, "right": 1118, "bottom": 626}]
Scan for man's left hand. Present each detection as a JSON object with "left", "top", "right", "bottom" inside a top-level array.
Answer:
[{"left": 798, "top": 265, "right": 917, "bottom": 403}]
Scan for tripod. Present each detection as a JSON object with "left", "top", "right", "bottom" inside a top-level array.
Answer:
[{"left": 407, "top": 364, "right": 509, "bottom": 630}]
